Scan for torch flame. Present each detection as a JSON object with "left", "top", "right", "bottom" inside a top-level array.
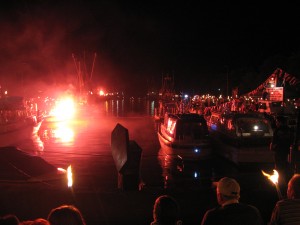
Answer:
[
  {"left": 262, "top": 169, "right": 279, "bottom": 185},
  {"left": 262, "top": 169, "right": 283, "bottom": 200},
  {"left": 67, "top": 165, "right": 73, "bottom": 188}
]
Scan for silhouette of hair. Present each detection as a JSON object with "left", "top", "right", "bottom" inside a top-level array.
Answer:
[
  {"left": 288, "top": 174, "right": 300, "bottom": 198},
  {"left": 0, "top": 214, "right": 20, "bottom": 225},
  {"left": 47, "top": 205, "right": 86, "bottom": 225},
  {"left": 31, "top": 218, "right": 50, "bottom": 225},
  {"left": 153, "top": 195, "right": 181, "bottom": 225}
]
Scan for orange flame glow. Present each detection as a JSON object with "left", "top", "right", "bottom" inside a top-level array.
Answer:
[
  {"left": 67, "top": 165, "right": 73, "bottom": 188},
  {"left": 57, "top": 166, "right": 73, "bottom": 188},
  {"left": 50, "top": 97, "right": 76, "bottom": 121},
  {"left": 262, "top": 169, "right": 279, "bottom": 185},
  {"left": 53, "top": 124, "right": 74, "bottom": 143}
]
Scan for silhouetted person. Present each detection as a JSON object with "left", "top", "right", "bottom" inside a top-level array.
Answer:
[
  {"left": 20, "top": 219, "right": 49, "bottom": 225},
  {"left": 151, "top": 195, "right": 182, "bottom": 225},
  {"left": 0, "top": 214, "right": 20, "bottom": 225},
  {"left": 270, "top": 116, "right": 293, "bottom": 193},
  {"left": 201, "top": 177, "right": 263, "bottom": 225},
  {"left": 47, "top": 205, "right": 86, "bottom": 225},
  {"left": 269, "top": 174, "right": 300, "bottom": 225}
]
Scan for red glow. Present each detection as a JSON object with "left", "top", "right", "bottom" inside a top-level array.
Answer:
[{"left": 53, "top": 123, "right": 74, "bottom": 143}]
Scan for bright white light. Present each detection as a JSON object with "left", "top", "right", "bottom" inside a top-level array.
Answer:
[
  {"left": 194, "top": 172, "right": 198, "bottom": 178},
  {"left": 194, "top": 148, "right": 200, "bottom": 153},
  {"left": 99, "top": 90, "right": 105, "bottom": 96},
  {"left": 53, "top": 124, "right": 74, "bottom": 143},
  {"left": 67, "top": 165, "right": 73, "bottom": 187},
  {"left": 262, "top": 170, "right": 279, "bottom": 185},
  {"left": 50, "top": 97, "right": 76, "bottom": 121}
]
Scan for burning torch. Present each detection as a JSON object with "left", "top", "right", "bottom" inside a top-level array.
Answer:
[
  {"left": 58, "top": 165, "right": 73, "bottom": 188},
  {"left": 262, "top": 169, "right": 283, "bottom": 200}
]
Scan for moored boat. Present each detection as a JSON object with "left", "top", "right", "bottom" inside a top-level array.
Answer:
[
  {"left": 207, "top": 111, "right": 275, "bottom": 164},
  {"left": 157, "top": 113, "right": 213, "bottom": 161},
  {"left": 0, "top": 96, "right": 40, "bottom": 148}
]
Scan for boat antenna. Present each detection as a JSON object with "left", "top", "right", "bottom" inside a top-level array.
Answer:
[{"left": 90, "top": 52, "right": 97, "bottom": 81}]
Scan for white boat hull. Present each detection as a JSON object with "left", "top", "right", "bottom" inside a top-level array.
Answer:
[
  {"left": 158, "top": 130, "right": 212, "bottom": 161},
  {"left": 211, "top": 132, "right": 274, "bottom": 164}
]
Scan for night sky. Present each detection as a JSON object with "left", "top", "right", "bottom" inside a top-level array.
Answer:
[{"left": 1, "top": 1, "right": 300, "bottom": 97}]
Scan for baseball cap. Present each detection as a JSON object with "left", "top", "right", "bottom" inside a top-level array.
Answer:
[{"left": 217, "top": 177, "right": 240, "bottom": 198}]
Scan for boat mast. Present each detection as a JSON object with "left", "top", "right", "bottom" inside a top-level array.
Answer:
[{"left": 72, "top": 52, "right": 97, "bottom": 103}]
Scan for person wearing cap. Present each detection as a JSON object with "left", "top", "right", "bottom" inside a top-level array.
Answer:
[
  {"left": 268, "top": 174, "right": 300, "bottom": 225},
  {"left": 201, "top": 177, "right": 263, "bottom": 225}
]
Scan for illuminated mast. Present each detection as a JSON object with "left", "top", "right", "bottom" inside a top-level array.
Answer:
[{"left": 72, "top": 52, "right": 97, "bottom": 103}]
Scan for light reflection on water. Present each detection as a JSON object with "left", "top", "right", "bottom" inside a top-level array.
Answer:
[
  {"left": 39, "top": 99, "right": 154, "bottom": 147},
  {"left": 101, "top": 99, "right": 157, "bottom": 117},
  {"left": 26, "top": 98, "right": 274, "bottom": 192},
  {"left": 27, "top": 99, "right": 227, "bottom": 190},
  {"left": 13, "top": 98, "right": 278, "bottom": 225}
]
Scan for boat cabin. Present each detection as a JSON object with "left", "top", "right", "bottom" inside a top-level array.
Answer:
[
  {"left": 161, "top": 113, "right": 209, "bottom": 141},
  {"left": 208, "top": 112, "right": 273, "bottom": 146}
]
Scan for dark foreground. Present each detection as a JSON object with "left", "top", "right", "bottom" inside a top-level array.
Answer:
[
  {"left": 0, "top": 168, "right": 279, "bottom": 225},
  {"left": 0, "top": 114, "right": 283, "bottom": 225}
]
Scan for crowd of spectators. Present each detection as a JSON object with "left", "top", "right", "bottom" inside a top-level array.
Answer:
[
  {"left": 1, "top": 175, "right": 299, "bottom": 225},
  {"left": 0, "top": 205, "right": 85, "bottom": 225}
]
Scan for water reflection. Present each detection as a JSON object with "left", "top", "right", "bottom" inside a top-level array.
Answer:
[
  {"left": 16, "top": 122, "right": 45, "bottom": 154},
  {"left": 101, "top": 99, "right": 157, "bottom": 117},
  {"left": 39, "top": 119, "right": 75, "bottom": 146},
  {"left": 157, "top": 149, "right": 215, "bottom": 190},
  {"left": 35, "top": 99, "right": 240, "bottom": 186},
  {"left": 52, "top": 123, "right": 75, "bottom": 143}
]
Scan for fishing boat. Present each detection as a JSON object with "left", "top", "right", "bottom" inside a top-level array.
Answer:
[
  {"left": 154, "top": 74, "right": 182, "bottom": 121},
  {"left": 207, "top": 111, "right": 275, "bottom": 164},
  {"left": 157, "top": 113, "right": 213, "bottom": 161},
  {"left": 0, "top": 96, "right": 41, "bottom": 148}
]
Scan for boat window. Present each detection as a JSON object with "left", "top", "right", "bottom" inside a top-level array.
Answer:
[
  {"left": 166, "top": 118, "right": 176, "bottom": 135},
  {"left": 258, "top": 103, "right": 267, "bottom": 110},
  {"left": 271, "top": 102, "right": 282, "bottom": 107},
  {"left": 227, "top": 120, "right": 234, "bottom": 130},
  {"left": 175, "top": 121, "right": 208, "bottom": 140},
  {"left": 236, "top": 118, "right": 270, "bottom": 132}
]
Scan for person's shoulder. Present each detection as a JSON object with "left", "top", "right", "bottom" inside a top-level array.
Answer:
[
  {"left": 202, "top": 207, "right": 220, "bottom": 225},
  {"left": 204, "top": 206, "right": 220, "bottom": 216},
  {"left": 239, "top": 203, "right": 260, "bottom": 212},
  {"left": 277, "top": 198, "right": 300, "bottom": 207}
]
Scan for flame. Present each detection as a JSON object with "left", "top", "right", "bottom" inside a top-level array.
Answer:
[
  {"left": 57, "top": 165, "right": 73, "bottom": 188},
  {"left": 50, "top": 97, "right": 76, "bottom": 121},
  {"left": 57, "top": 167, "right": 66, "bottom": 173},
  {"left": 67, "top": 165, "right": 73, "bottom": 188},
  {"left": 262, "top": 169, "right": 279, "bottom": 185}
]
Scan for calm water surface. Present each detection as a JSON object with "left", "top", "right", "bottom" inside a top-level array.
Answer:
[
  {"left": 4, "top": 99, "right": 280, "bottom": 225},
  {"left": 36, "top": 99, "right": 238, "bottom": 190},
  {"left": 35, "top": 99, "right": 276, "bottom": 189}
]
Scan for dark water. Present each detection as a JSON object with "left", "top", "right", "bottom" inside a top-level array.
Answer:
[{"left": 1, "top": 99, "right": 280, "bottom": 225}]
